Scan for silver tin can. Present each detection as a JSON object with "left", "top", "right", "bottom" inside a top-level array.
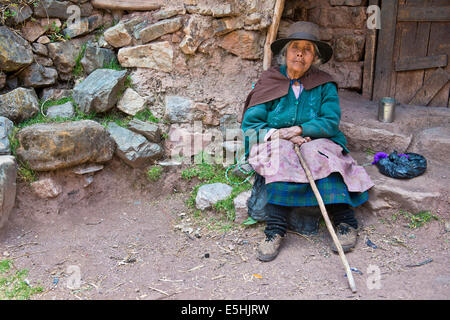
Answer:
[{"left": 378, "top": 97, "right": 396, "bottom": 123}]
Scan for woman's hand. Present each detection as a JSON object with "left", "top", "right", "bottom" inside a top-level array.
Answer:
[
  {"left": 290, "top": 136, "right": 311, "bottom": 146},
  {"left": 271, "top": 126, "right": 302, "bottom": 140}
]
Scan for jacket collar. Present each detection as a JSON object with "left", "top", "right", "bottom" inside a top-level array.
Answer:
[{"left": 241, "top": 65, "right": 337, "bottom": 123}]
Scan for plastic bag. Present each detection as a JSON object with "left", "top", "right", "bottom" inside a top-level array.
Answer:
[
  {"left": 247, "top": 173, "right": 268, "bottom": 221},
  {"left": 375, "top": 150, "right": 427, "bottom": 179}
]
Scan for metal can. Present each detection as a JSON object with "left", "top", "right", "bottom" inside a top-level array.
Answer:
[{"left": 378, "top": 97, "right": 396, "bottom": 123}]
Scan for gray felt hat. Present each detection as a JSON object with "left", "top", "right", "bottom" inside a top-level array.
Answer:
[{"left": 271, "top": 21, "right": 333, "bottom": 63}]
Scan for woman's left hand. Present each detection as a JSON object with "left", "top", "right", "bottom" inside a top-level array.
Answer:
[{"left": 290, "top": 136, "right": 311, "bottom": 146}]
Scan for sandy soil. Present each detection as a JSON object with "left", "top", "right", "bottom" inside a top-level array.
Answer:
[{"left": 0, "top": 158, "right": 449, "bottom": 300}]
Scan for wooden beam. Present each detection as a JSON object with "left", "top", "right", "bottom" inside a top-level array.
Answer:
[
  {"left": 91, "top": 0, "right": 162, "bottom": 11},
  {"left": 396, "top": 54, "right": 448, "bottom": 72},
  {"left": 362, "top": 0, "right": 379, "bottom": 100},
  {"left": 263, "top": 0, "right": 285, "bottom": 70},
  {"left": 398, "top": 6, "right": 450, "bottom": 22},
  {"left": 409, "top": 68, "right": 449, "bottom": 106},
  {"left": 372, "top": 0, "right": 399, "bottom": 101}
]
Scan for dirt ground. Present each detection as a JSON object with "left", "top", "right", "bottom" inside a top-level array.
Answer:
[{"left": 0, "top": 158, "right": 449, "bottom": 300}]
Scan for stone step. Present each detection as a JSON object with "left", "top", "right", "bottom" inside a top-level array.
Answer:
[
  {"left": 339, "top": 91, "right": 450, "bottom": 157},
  {"left": 351, "top": 151, "right": 449, "bottom": 217}
]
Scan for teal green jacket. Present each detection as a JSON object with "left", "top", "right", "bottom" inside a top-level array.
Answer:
[{"left": 242, "top": 65, "right": 348, "bottom": 157}]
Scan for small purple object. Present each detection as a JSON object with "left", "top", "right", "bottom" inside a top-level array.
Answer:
[{"left": 372, "top": 152, "right": 388, "bottom": 164}]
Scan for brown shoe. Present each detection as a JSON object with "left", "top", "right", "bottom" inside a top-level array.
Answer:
[
  {"left": 330, "top": 223, "right": 358, "bottom": 253},
  {"left": 257, "top": 234, "right": 284, "bottom": 262}
]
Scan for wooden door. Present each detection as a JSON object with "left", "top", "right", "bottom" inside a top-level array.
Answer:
[{"left": 372, "top": 0, "right": 450, "bottom": 107}]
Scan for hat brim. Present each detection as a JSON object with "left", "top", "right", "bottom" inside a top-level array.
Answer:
[{"left": 271, "top": 36, "right": 333, "bottom": 64}]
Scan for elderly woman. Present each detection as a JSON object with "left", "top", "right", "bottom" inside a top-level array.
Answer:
[{"left": 241, "top": 22, "right": 374, "bottom": 262}]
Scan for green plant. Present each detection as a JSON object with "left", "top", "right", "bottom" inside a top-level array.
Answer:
[
  {"left": 133, "top": 109, "right": 161, "bottom": 123},
  {"left": 0, "top": 259, "right": 43, "bottom": 300},
  {"left": 365, "top": 148, "right": 376, "bottom": 156},
  {"left": 99, "top": 109, "right": 130, "bottom": 128},
  {"left": 46, "top": 20, "right": 70, "bottom": 42},
  {"left": 124, "top": 75, "right": 133, "bottom": 88},
  {"left": 147, "top": 165, "right": 162, "bottom": 182},
  {"left": 392, "top": 210, "right": 439, "bottom": 229},
  {"left": 103, "top": 58, "right": 124, "bottom": 71},
  {"left": 17, "top": 161, "right": 37, "bottom": 183},
  {"left": 73, "top": 43, "right": 87, "bottom": 77}
]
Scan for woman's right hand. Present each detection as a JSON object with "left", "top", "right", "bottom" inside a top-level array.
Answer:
[{"left": 289, "top": 136, "right": 311, "bottom": 146}]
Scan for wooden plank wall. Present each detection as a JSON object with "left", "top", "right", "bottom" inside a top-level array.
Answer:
[{"left": 381, "top": 0, "right": 449, "bottom": 107}]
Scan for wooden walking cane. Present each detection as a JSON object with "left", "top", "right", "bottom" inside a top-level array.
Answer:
[{"left": 294, "top": 144, "right": 357, "bottom": 293}]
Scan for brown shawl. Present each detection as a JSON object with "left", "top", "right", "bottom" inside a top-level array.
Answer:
[{"left": 241, "top": 65, "right": 337, "bottom": 125}]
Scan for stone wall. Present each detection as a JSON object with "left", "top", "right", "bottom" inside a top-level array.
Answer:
[{"left": 0, "top": 0, "right": 370, "bottom": 164}]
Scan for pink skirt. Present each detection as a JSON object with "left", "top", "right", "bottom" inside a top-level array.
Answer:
[{"left": 248, "top": 138, "right": 374, "bottom": 193}]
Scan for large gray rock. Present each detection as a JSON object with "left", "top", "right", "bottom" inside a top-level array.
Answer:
[
  {"left": 0, "top": 156, "right": 17, "bottom": 230},
  {"left": 18, "top": 63, "right": 58, "bottom": 88},
  {"left": 195, "top": 183, "right": 233, "bottom": 210},
  {"left": 128, "top": 119, "right": 161, "bottom": 143},
  {"left": 46, "top": 101, "right": 75, "bottom": 119},
  {"left": 0, "top": 117, "right": 14, "bottom": 155},
  {"left": 0, "top": 87, "right": 39, "bottom": 123},
  {"left": 80, "top": 43, "right": 117, "bottom": 74},
  {"left": 107, "top": 123, "right": 163, "bottom": 168},
  {"left": 16, "top": 120, "right": 116, "bottom": 171},
  {"left": 0, "top": 26, "right": 33, "bottom": 72},
  {"left": 72, "top": 68, "right": 127, "bottom": 113},
  {"left": 165, "top": 96, "right": 194, "bottom": 123}
]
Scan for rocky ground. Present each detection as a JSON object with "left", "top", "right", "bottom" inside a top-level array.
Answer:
[{"left": 0, "top": 158, "right": 448, "bottom": 300}]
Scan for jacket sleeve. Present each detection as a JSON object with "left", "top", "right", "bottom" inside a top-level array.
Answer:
[
  {"left": 241, "top": 102, "right": 275, "bottom": 157},
  {"left": 300, "top": 82, "right": 341, "bottom": 138}
]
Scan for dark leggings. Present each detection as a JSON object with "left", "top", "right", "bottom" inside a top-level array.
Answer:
[{"left": 264, "top": 203, "right": 358, "bottom": 238}]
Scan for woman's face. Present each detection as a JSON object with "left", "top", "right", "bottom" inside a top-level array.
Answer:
[{"left": 286, "top": 40, "right": 316, "bottom": 79}]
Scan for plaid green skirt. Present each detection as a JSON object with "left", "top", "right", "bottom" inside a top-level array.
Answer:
[{"left": 266, "top": 172, "right": 369, "bottom": 207}]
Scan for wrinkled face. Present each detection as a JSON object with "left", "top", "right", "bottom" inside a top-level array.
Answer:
[{"left": 286, "top": 40, "right": 316, "bottom": 78}]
